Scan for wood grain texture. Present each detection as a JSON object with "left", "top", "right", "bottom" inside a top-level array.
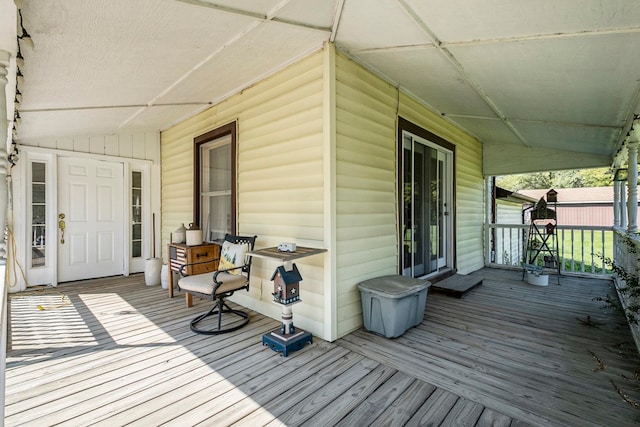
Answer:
[{"left": 6, "top": 269, "right": 640, "bottom": 426}]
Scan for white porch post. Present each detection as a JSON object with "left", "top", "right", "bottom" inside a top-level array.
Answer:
[
  {"left": 620, "top": 177, "right": 627, "bottom": 229},
  {"left": 0, "top": 48, "right": 10, "bottom": 426},
  {"left": 627, "top": 140, "right": 639, "bottom": 233},
  {"left": 614, "top": 180, "right": 621, "bottom": 227},
  {"left": 0, "top": 50, "right": 8, "bottom": 261}
]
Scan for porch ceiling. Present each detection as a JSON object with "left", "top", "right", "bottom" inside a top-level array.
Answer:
[{"left": 7, "top": 0, "right": 640, "bottom": 175}]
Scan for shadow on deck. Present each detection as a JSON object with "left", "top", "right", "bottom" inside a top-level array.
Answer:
[{"left": 5, "top": 268, "right": 640, "bottom": 426}]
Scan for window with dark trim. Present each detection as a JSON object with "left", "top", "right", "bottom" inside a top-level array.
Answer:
[{"left": 194, "top": 121, "right": 237, "bottom": 241}]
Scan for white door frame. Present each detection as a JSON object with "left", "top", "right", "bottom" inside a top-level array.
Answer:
[{"left": 16, "top": 147, "right": 154, "bottom": 288}]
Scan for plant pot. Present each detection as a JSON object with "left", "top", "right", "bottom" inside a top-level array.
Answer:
[{"left": 526, "top": 272, "right": 549, "bottom": 286}]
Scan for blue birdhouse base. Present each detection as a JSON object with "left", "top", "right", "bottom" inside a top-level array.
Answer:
[{"left": 262, "top": 329, "right": 312, "bottom": 357}]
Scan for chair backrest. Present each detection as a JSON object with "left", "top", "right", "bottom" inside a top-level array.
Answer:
[{"left": 224, "top": 234, "right": 257, "bottom": 277}]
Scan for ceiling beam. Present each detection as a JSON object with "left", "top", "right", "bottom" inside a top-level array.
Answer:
[
  {"left": 330, "top": 0, "right": 345, "bottom": 43},
  {"left": 397, "top": 0, "right": 531, "bottom": 148},
  {"left": 443, "top": 114, "right": 622, "bottom": 131},
  {"left": 352, "top": 26, "right": 640, "bottom": 54},
  {"left": 173, "top": 0, "right": 333, "bottom": 33},
  {"left": 20, "top": 102, "right": 213, "bottom": 113}
]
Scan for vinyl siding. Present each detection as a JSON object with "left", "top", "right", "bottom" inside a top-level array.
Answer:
[
  {"left": 334, "top": 53, "right": 399, "bottom": 337},
  {"left": 19, "top": 132, "right": 160, "bottom": 162},
  {"left": 161, "top": 44, "right": 486, "bottom": 340},
  {"left": 334, "top": 53, "right": 485, "bottom": 337},
  {"left": 161, "top": 50, "right": 327, "bottom": 337}
]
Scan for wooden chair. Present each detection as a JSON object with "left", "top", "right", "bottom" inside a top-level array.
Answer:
[{"left": 178, "top": 234, "right": 257, "bottom": 335}]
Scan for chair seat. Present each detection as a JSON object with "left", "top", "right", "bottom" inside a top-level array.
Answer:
[
  {"left": 178, "top": 234, "right": 256, "bottom": 335},
  {"left": 178, "top": 272, "right": 248, "bottom": 296}
]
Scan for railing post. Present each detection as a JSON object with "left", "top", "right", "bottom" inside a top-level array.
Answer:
[
  {"left": 627, "top": 139, "right": 639, "bottom": 233},
  {"left": 614, "top": 181, "right": 621, "bottom": 227},
  {"left": 0, "top": 48, "right": 10, "bottom": 426},
  {"left": 620, "top": 174, "right": 628, "bottom": 229},
  {"left": 0, "top": 50, "right": 8, "bottom": 263}
]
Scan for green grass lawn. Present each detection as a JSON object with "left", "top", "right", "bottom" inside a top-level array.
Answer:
[{"left": 557, "top": 229, "right": 613, "bottom": 274}]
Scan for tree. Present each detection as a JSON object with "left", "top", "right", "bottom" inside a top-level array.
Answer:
[{"left": 496, "top": 167, "right": 612, "bottom": 191}]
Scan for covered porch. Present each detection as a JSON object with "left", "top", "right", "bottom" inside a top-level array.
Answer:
[{"left": 6, "top": 269, "right": 640, "bottom": 426}]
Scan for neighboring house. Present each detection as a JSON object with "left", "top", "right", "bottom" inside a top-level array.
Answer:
[
  {"left": 161, "top": 45, "right": 485, "bottom": 340},
  {"left": 519, "top": 187, "right": 618, "bottom": 226},
  {"left": 494, "top": 186, "right": 537, "bottom": 225},
  {"left": 491, "top": 186, "right": 537, "bottom": 266}
]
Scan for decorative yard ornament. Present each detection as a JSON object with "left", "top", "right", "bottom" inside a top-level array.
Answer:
[
  {"left": 271, "top": 263, "right": 302, "bottom": 305},
  {"left": 531, "top": 197, "right": 556, "bottom": 221}
]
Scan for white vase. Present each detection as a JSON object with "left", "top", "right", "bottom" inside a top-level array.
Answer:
[
  {"left": 145, "top": 258, "right": 162, "bottom": 286},
  {"left": 161, "top": 264, "right": 169, "bottom": 289},
  {"left": 172, "top": 223, "right": 186, "bottom": 244}
]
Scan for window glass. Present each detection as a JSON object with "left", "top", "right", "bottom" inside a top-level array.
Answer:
[
  {"left": 195, "top": 123, "right": 236, "bottom": 242},
  {"left": 199, "top": 135, "right": 232, "bottom": 241},
  {"left": 31, "top": 162, "right": 46, "bottom": 268},
  {"left": 131, "top": 171, "right": 142, "bottom": 258}
]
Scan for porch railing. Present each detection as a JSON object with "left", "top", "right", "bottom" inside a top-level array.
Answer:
[
  {"left": 484, "top": 223, "right": 614, "bottom": 276},
  {"left": 612, "top": 228, "right": 640, "bottom": 352}
]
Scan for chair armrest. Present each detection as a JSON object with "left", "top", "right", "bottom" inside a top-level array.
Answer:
[{"left": 213, "top": 265, "right": 248, "bottom": 283}]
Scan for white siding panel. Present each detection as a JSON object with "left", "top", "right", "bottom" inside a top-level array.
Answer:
[
  {"left": 56, "top": 138, "right": 73, "bottom": 151},
  {"left": 19, "top": 132, "right": 160, "bottom": 160},
  {"left": 161, "top": 50, "right": 327, "bottom": 338},
  {"left": 131, "top": 133, "right": 146, "bottom": 159},
  {"left": 496, "top": 202, "right": 524, "bottom": 224},
  {"left": 105, "top": 135, "right": 119, "bottom": 157},
  {"left": 89, "top": 136, "right": 104, "bottom": 155},
  {"left": 74, "top": 136, "right": 90, "bottom": 152}
]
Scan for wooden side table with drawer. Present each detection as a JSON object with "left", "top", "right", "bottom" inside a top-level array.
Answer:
[{"left": 167, "top": 242, "right": 220, "bottom": 299}]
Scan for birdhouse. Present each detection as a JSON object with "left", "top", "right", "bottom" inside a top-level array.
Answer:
[
  {"left": 545, "top": 222, "right": 555, "bottom": 235},
  {"left": 271, "top": 263, "right": 303, "bottom": 305},
  {"left": 531, "top": 197, "right": 556, "bottom": 220},
  {"left": 546, "top": 188, "right": 558, "bottom": 203}
]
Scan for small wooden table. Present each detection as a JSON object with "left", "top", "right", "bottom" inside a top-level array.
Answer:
[
  {"left": 246, "top": 246, "right": 327, "bottom": 264},
  {"left": 167, "top": 242, "right": 220, "bottom": 299},
  {"left": 247, "top": 245, "right": 327, "bottom": 357}
]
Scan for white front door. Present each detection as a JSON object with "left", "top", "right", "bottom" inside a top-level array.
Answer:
[{"left": 58, "top": 157, "right": 124, "bottom": 282}]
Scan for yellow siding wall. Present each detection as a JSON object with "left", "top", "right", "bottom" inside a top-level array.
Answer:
[
  {"left": 334, "top": 53, "right": 399, "bottom": 337},
  {"left": 161, "top": 50, "right": 327, "bottom": 336},
  {"left": 162, "top": 44, "right": 486, "bottom": 340},
  {"left": 334, "top": 52, "right": 485, "bottom": 337}
]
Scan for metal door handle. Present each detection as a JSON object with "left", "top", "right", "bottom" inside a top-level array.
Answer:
[{"left": 58, "top": 213, "right": 65, "bottom": 244}]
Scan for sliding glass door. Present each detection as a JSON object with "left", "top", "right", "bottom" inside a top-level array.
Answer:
[{"left": 401, "top": 131, "right": 452, "bottom": 277}]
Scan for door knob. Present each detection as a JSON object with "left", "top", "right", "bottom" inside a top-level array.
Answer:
[{"left": 58, "top": 213, "right": 66, "bottom": 244}]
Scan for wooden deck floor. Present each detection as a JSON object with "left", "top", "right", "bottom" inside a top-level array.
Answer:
[{"left": 6, "top": 269, "right": 640, "bottom": 426}]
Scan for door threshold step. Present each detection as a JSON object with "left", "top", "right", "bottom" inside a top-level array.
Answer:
[{"left": 431, "top": 274, "right": 483, "bottom": 298}]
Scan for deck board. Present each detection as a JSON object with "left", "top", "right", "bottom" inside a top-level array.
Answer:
[{"left": 6, "top": 269, "right": 640, "bottom": 426}]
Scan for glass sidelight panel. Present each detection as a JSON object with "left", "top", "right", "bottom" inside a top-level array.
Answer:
[
  {"left": 31, "top": 162, "right": 46, "bottom": 267},
  {"left": 131, "top": 171, "right": 142, "bottom": 258}
]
